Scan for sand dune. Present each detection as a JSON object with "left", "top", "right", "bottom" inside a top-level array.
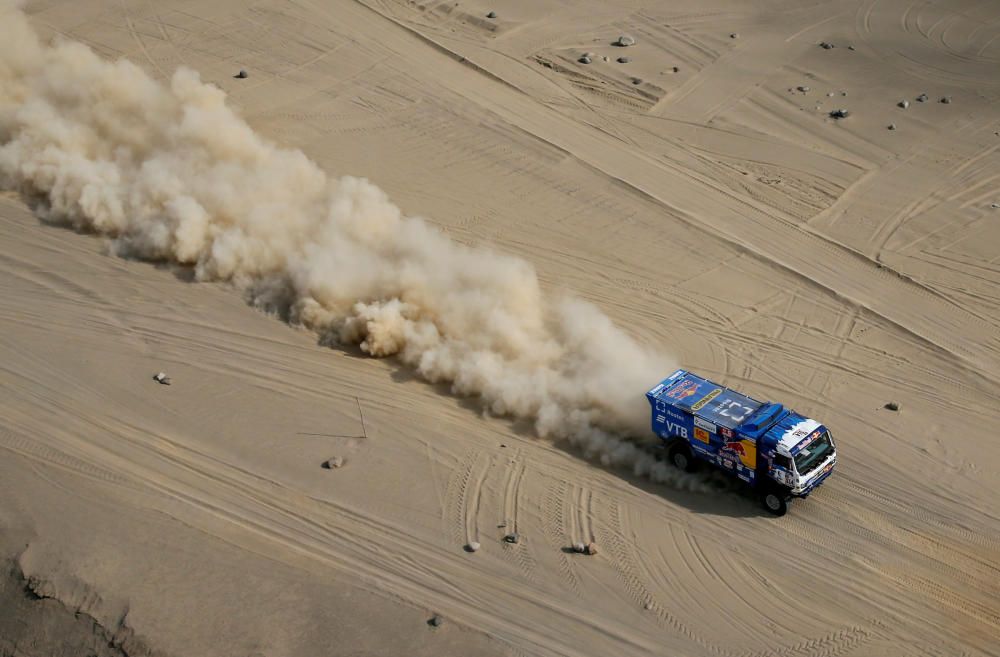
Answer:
[{"left": 1, "top": 0, "right": 999, "bottom": 656}]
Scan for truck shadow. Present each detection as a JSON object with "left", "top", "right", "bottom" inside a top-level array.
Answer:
[{"left": 545, "top": 440, "right": 771, "bottom": 519}]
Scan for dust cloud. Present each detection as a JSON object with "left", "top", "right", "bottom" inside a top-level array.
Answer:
[{"left": 0, "top": 3, "right": 706, "bottom": 490}]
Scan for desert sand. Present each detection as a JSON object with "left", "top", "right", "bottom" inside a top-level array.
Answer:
[{"left": 1, "top": 0, "right": 999, "bottom": 655}]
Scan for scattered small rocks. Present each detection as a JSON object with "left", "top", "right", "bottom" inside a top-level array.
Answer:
[
  {"left": 152, "top": 372, "right": 171, "bottom": 385},
  {"left": 504, "top": 532, "right": 520, "bottom": 544},
  {"left": 730, "top": 33, "right": 739, "bottom": 39},
  {"left": 429, "top": 615, "right": 444, "bottom": 628},
  {"left": 578, "top": 55, "right": 592, "bottom": 64},
  {"left": 940, "top": 96, "right": 952, "bottom": 104},
  {"left": 572, "top": 542, "right": 586, "bottom": 554},
  {"left": 819, "top": 41, "right": 835, "bottom": 49},
  {"left": 990, "top": 202, "right": 999, "bottom": 209},
  {"left": 898, "top": 100, "right": 909, "bottom": 109},
  {"left": 616, "top": 35, "right": 636, "bottom": 47},
  {"left": 585, "top": 542, "right": 598, "bottom": 556},
  {"left": 465, "top": 541, "right": 481, "bottom": 553},
  {"left": 884, "top": 402, "right": 900, "bottom": 411},
  {"left": 672, "top": 66, "right": 680, "bottom": 73},
  {"left": 322, "top": 456, "right": 345, "bottom": 469},
  {"left": 841, "top": 91, "right": 848, "bottom": 96},
  {"left": 888, "top": 123, "right": 896, "bottom": 130},
  {"left": 631, "top": 77, "right": 642, "bottom": 85},
  {"left": 916, "top": 93, "right": 928, "bottom": 102},
  {"left": 848, "top": 45, "right": 856, "bottom": 50},
  {"left": 486, "top": 10, "right": 497, "bottom": 18},
  {"left": 827, "top": 92, "right": 835, "bottom": 97},
  {"left": 602, "top": 56, "right": 609, "bottom": 62},
  {"left": 829, "top": 108, "right": 850, "bottom": 119},
  {"left": 797, "top": 85, "right": 810, "bottom": 93},
  {"left": 617, "top": 56, "right": 631, "bottom": 64},
  {"left": 644, "top": 601, "right": 654, "bottom": 610},
  {"left": 235, "top": 69, "right": 248, "bottom": 79}
]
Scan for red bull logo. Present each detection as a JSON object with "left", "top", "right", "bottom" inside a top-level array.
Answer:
[
  {"left": 722, "top": 440, "right": 756, "bottom": 469},
  {"left": 666, "top": 379, "right": 699, "bottom": 400}
]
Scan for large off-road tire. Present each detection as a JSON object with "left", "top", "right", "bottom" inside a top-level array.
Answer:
[
  {"left": 669, "top": 442, "right": 698, "bottom": 473},
  {"left": 760, "top": 489, "right": 790, "bottom": 516}
]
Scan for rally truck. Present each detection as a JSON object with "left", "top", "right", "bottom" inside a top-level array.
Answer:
[{"left": 646, "top": 369, "right": 837, "bottom": 516}]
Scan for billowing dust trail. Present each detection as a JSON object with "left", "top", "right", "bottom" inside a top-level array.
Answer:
[{"left": 0, "top": 2, "right": 706, "bottom": 490}]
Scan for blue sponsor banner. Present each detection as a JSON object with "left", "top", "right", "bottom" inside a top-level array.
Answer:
[
  {"left": 696, "top": 389, "right": 763, "bottom": 429},
  {"left": 653, "top": 373, "right": 763, "bottom": 430}
]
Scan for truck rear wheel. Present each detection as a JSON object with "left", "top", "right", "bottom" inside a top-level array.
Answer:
[
  {"left": 669, "top": 443, "right": 698, "bottom": 473},
  {"left": 761, "top": 490, "right": 789, "bottom": 516}
]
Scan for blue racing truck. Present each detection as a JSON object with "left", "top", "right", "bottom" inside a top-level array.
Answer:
[{"left": 646, "top": 369, "right": 837, "bottom": 516}]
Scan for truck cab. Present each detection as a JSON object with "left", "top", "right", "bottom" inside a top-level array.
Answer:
[{"left": 646, "top": 369, "right": 837, "bottom": 515}]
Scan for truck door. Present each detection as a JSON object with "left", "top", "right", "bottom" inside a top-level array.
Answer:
[{"left": 766, "top": 454, "right": 794, "bottom": 488}]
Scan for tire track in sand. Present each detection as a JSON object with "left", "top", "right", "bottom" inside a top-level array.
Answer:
[
  {"left": 120, "top": 2, "right": 169, "bottom": 81},
  {"left": 0, "top": 426, "right": 132, "bottom": 490},
  {"left": 742, "top": 623, "right": 878, "bottom": 657},
  {"left": 499, "top": 448, "right": 536, "bottom": 578},
  {"left": 443, "top": 449, "right": 488, "bottom": 548},
  {"left": 577, "top": 485, "right": 594, "bottom": 545},
  {"left": 541, "top": 479, "right": 582, "bottom": 594},
  {"left": 11, "top": 418, "right": 662, "bottom": 656},
  {"left": 602, "top": 501, "right": 727, "bottom": 655}
]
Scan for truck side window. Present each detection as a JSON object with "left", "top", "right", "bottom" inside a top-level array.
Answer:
[{"left": 774, "top": 455, "right": 792, "bottom": 469}]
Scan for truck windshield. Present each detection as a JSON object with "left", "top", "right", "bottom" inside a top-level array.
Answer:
[{"left": 794, "top": 432, "right": 833, "bottom": 474}]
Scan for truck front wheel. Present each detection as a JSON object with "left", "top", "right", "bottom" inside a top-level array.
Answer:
[
  {"left": 760, "top": 490, "right": 789, "bottom": 516},
  {"left": 669, "top": 443, "right": 698, "bottom": 473}
]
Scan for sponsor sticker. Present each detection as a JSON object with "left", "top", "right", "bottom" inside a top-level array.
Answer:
[
  {"left": 693, "top": 416, "right": 717, "bottom": 433},
  {"left": 693, "top": 427, "right": 711, "bottom": 443},
  {"left": 720, "top": 426, "right": 733, "bottom": 439},
  {"left": 725, "top": 441, "right": 746, "bottom": 457},
  {"left": 666, "top": 379, "right": 699, "bottom": 400},
  {"left": 738, "top": 440, "right": 757, "bottom": 469},
  {"left": 690, "top": 388, "right": 722, "bottom": 411},
  {"left": 798, "top": 429, "right": 821, "bottom": 451},
  {"left": 663, "top": 420, "right": 689, "bottom": 439}
]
